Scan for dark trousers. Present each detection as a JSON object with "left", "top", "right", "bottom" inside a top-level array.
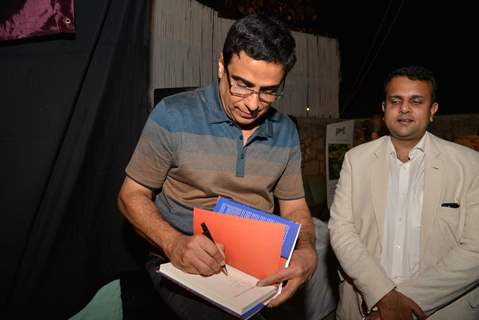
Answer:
[{"left": 147, "top": 252, "right": 267, "bottom": 320}]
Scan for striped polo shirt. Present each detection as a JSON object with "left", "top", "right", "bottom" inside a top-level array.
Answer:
[{"left": 126, "top": 80, "right": 304, "bottom": 234}]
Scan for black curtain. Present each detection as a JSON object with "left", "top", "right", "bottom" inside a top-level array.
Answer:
[{"left": 0, "top": 0, "right": 150, "bottom": 317}]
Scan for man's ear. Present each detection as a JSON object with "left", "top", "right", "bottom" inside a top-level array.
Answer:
[
  {"left": 430, "top": 102, "right": 439, "bottom": 122},
  {"left": 218, "top": 53, "right": 224, "bottom": 79}
]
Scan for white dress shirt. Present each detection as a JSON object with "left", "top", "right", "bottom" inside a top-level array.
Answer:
[{"left": 381, "top": 133, "right": 427, "bottom": 284}]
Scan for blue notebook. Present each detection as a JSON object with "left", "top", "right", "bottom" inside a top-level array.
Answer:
[{"left": 214, "top": 197, "right": 301, "bottom": 267}]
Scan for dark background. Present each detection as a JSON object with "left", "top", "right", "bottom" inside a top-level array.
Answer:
[
  {"left": 200, "top": 0, "right": 476, "bottom": 118},
  {"left": 0, "top": 0, "right": 150, "bottom": 317}
]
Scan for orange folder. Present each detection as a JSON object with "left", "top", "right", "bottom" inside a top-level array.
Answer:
[{"left": 193, "top": 208, "right": 285, "bottom": 279}]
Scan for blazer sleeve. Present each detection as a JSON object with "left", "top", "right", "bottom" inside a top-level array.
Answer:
[
  {"left": 328, "top": 151, "right": 395, "bottom": 310},
  {"left": 397, "top": 173, "right": 479, "bottom": 315}
]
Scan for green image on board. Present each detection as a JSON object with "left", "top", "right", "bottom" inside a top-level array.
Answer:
[{"left": 328, "top": 144, "right": 351, "bottom": 180}]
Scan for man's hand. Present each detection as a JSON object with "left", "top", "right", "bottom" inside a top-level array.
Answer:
[
  {"left": 365, "top": 311, "right": 381, "bottom": 320},
  {"left": 376, "top": 289, "right": 427, "bottom": 320},
  {"left": 261, "top": 197, "right": 317, "bottom": 307},
  {"left": 257, "top": 245, "right": 317, "bottom": 307},
  {"left": 164, "top": 233, "right": 226, "bottom": 276}
]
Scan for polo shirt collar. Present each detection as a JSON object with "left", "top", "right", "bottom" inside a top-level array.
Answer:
[
  {"left": 256, "top": 108, "right": 281, "bottom": 138},
  {"left": 205, "top": 80, "right": 230, "bottom": 124}
]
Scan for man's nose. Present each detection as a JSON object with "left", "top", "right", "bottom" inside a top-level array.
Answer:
[
  {"left": 399, "top": 102, "right": 411, "bottom": 113},
  {"left": 244, "top": 92, "right": 261, "bottom": 112}
]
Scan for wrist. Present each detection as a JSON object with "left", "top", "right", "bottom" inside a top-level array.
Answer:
[
  {"left": 162, "top": 230, "right": 183, "bottom": 258},
  {"left": 376, "top": 288, "right": 398, "bottom": 308},
  {"left": 295, "top": 235, "right": 316, "bottom": 251}
]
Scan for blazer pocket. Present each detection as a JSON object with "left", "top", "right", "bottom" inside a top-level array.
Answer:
[{"left": 437, "top": 207, "right": 461, "bottom": 244}]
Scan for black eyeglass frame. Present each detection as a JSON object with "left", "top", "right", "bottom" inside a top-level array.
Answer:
[{"left": 224, "top": 68, "right": 285, "bottom": 103}]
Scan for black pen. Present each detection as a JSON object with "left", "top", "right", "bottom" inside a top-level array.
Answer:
[{"left": 201, "top": 222, "right": 228, "bottom": 275}]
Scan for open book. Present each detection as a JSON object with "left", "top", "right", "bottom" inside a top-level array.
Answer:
[
  {"left": 159, "top": 208, "right": 285, "bottom": 319},
  {"left": 159, "top": 206, "right": 299, "bottom": 319},
  {"left": 159, "top": 262, "right": 278, "bottom": 319}
]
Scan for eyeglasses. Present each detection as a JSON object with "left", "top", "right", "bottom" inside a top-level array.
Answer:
[{"left": 225, "top": 69, "right": 284, "bottom": 103}]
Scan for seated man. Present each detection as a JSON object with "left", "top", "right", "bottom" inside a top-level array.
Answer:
[{"left": 118, "top": 14, "right": 317, "bottom": 320}]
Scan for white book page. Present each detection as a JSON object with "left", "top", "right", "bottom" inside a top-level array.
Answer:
[{"left": 160, "top": 263, "right": 277, "bottom": 314}]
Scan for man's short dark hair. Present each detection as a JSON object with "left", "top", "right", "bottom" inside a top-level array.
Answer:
[
  {"left": 222, "top": 14, "right": 296, "bottom": 75},
  {"left": 384, "top": 65, "right": 437, "bottom": 102}
]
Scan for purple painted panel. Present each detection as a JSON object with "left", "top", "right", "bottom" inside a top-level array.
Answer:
[{"left": 0, "top": 0, "right": 75, "bottom": 41}]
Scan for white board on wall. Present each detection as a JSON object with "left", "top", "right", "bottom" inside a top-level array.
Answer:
[{"left": 325, "top": 120, "right": 355, "bottom": 208}]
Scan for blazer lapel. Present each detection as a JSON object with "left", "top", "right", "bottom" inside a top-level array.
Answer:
[
  {"left": 420, "top": 134, "right": 443, "bottom": 258},
  {"left": 370, "top": 139, "right": 389, "bottom": 245}
]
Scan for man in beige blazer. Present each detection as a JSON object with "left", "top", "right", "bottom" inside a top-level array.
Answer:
[{"left": 329, "top": 66, "right": 479, "bottom": 320}]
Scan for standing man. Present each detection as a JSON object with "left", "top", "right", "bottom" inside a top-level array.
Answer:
[
  {"left": 329, "top": 66, "right": 479, "bottom": 320},
  {"left": 118, "top": 14, "right": 317, "bottom": 319}
]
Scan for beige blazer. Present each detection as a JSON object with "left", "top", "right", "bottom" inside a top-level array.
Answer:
[{"left": 328, "top": 133, "right": 479, "bottom": 320}]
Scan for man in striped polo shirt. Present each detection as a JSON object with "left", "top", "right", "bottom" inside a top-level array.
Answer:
[{"left": 118, "top": 13, "right": 317, "bottom": 319}]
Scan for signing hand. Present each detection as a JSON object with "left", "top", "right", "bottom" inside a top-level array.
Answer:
[
  {"left": 165, "top": 233, "right": 225, "bottom": 276},
  {"left": 257, "top": 246, "right": 317, "bottom": 307}
]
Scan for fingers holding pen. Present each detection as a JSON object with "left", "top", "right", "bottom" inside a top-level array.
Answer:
[{"left": 167, "top": 233, "right": 226, "bottom": 276}]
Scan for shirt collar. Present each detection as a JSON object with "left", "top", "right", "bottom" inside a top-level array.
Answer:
[
  {"left": 387, "top": 132, "right": 428, "bottom": 159},
  {"left": 205, "top": 80, "right": 230, "bottom": 124},
  {"left": 204, "top": 80, "right": 281, "bottom": 139},
  {"left": 255, "top": 109, "right": 279, "bottom": 138}
]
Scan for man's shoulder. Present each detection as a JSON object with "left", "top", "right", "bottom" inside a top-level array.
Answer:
[
  {"left": 347, "top": 136, "right": 388, "bottom": 159},
  {"left": 149, "top": 86, "right": 209, "bottom": 126},
  {"left": 266, "top": 109, "right": 301, "bottom": 146},
  {"left": 155, "top": 87, "right": 205, "bottom": 113},
  {"left": 429, "top": 133, "right": 479, "bottom": 167},
  {"left": 270, "top": 109, "right": 297, "bottom": 130},
  {"left": 429, "top": 133, "right": 477, "bottom": 153}
]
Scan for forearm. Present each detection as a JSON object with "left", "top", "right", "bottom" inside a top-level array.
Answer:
[
  {"left": 282, "top": 205, "right": 315, "bottom": 250},
  {"left": 329, "top": 214, "right": 395, "bottom": 308},
  {"left": 261, "top": 198, "right": 317, "bottom": 307},
  {"left": 397, "top": 247, "right": 479, "bottom": 313},
  {"left": 328, "top": 154, "right": 394, "bottom": 308},
  {"left": 118, "top": 186, "right": 181, "bottom": 255}
]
